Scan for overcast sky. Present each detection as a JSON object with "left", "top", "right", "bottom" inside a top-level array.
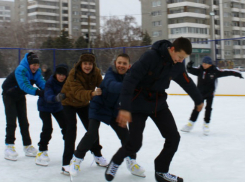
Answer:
[{"left": 1, "top": 0, "right": 142, "bottom": 25}]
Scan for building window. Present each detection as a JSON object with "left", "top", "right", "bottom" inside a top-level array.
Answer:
[
  {"left": 73, "top": 11, "right": 80, "bottom": 15},
  {"left": 233, "top": 40, "right": 241, "bottom": 45},
  {"left": 224, "top": 31, "right": 230, "bottom": 36},
  {"left": 224, "top": 12, "right": 230, "bottom": 17},
  {"left": 152, "top": 21, "right": 162, "bottom": 26},
  {"left": 225, "top": 51, "right": 231, "bottom": 56},
  {"left": 151, "top": 10, "right": 162, "bottom": 16},
  {"left": 233, "top": 49, "right": 241, "bottom": 55},
  {"left": 73, "top": 18, "right": 80, "bottom": 22},
  {"left": 152, "top": 30, "right": 162, "bottom": 37},
  {"left": 224, "top": 40, "right": 231, "bottom": 46},
  {"left": 224, "top": 22, "right": 230, "bottom": 27},
  {"left": 63, "top": 10, "right": 68, "bottom": 14},
  {"left": 152, "top": 1, "right": 161, "bottom": 7}
]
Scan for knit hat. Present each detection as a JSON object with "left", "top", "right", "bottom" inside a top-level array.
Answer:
[
  {"left": 55, "top": 64, "right": 68, "bottom": 76},
  {"left": 202, "top": 56, "right": 213, "bottom": 65},
  {"left": 79, "top": 52, "right": 95, "bottom": 63},
  {"left": 27, "top": 52, "right": 39, "bottom": 65}
]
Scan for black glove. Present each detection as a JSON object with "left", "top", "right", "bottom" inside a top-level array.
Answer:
[
  {"left": 55, "top": 93, "right": 66, "bottom": 102},
  {"left": 35, "top": 89, "right": 44, "bottom": 97},
  {"left": 187, "top": 61, "right": 194, "bottom": 68},
  {"left": 234, "top": 73, "right": 244, "bottom": 79}
]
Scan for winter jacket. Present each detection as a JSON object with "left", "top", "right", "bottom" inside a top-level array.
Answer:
[
  {"left": 61, "top": 59, "right": 102, "bottom": 107},
  {"left": 89, "top": 66, "right": 126, "bottom": 125},
  {"left": 120, "top": 40, "right": 203, "bottom": 114},
  {"left": 2, "top": 53, "right": 45, "bottom": 99},
  {"left": 187, "top": 62, "right": 243, "bottom": 98},
  {"left": 38, "top": 70, "right": 67, "bottom": 113}
]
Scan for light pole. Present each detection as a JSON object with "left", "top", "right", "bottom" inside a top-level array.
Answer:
[{"left": 210, "top": 11, "right": 216, "bottom": 62}]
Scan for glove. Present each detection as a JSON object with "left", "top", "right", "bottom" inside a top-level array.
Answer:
[
  {"left": 234, "top": 73, "right": 244, "bottom": 79},
  {"left": 55, "top": 93, "right": 66, "bottom": 102},
  {"left": 187, "top": 61, "right": 194, "bottom": 68},
  {"left": 240, "top": 75, "right": 244, "bottom": 79},
  {"left": 35, "top": 89, "right": 44, "bottom": 97}
]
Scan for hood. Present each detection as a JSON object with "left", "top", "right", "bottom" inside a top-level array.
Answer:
[
  {"left": 74, "top": 58, "right": 97, "bottom": 76},
  {"left": 19, "top": 53, "right": 32, "bottom": 71},
  {"left": 151, "top": 40, "right": 172, "bottom": 58}
]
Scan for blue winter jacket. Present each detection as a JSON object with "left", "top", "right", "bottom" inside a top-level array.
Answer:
[
  {"left": 89, "top": 66, "right": 126, "bottom": 125},
  {"left": 38, "top": 75, "right": 65, "bottom": 113},
  {"left": 2, "top": 53, "right": 45, "bottom": 99}
]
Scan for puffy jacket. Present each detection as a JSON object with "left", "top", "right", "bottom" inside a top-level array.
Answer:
[
  {"left": 2, "top": 53, "right": 45, "bottom": 99},
  {"left": 89, "top": 66, "right": 126, "bottom": 125},
  {"left": 61, "top": 59, "right": 102, "bottom": 107},
  {"left": 120, "top": 40, "right": 203, "bottom": 114},
  {"left": 187, "top": 62, "right": 242, "bottom": 98}
]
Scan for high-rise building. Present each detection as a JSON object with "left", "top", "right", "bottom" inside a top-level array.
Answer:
[
  {"left": 140, "top": 0, "right": 245, "bottom": 66},
  {"left": 15, "top": 0, "right": 100, "bottom": 42},
  {"left": 0, "top": 1, "right": 15, "bottom": 23}
]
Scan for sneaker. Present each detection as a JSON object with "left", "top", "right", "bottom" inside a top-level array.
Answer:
[
  {"left": 105, "top": 160, "right": 120, "bottom": 181},
  {"left": 94, "top": 155, "right": 109, "bottom": 167},
  {"left": 61, "top": 165, "right": 70, "bottom": 176},
  {"left": 4, "top": 144, "right": 18, "bottom": 161},
  {"left": 155, "top": 172, "right": 183, "bottom": 182},
  {"left": 69, "top": 155, "right": 83, "bottom": 177},
  {"left": 35, "top": 151, "right": 50, "bottom": 166},
  {"left": 203, "top": 122, "right": 210, "bottom": 135},
  {"left": 125, "top": 157, "right": 145, "bottom": 177},
  {"left": 181, "top": 121, "right": 195, "bottom": 132},
  {"left": 23, "top": 145, "right": 37, "bottom": 157}
]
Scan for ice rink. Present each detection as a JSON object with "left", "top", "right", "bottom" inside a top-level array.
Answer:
[{"left": 0, "top": 79, "right": 244, "bottom": 182}]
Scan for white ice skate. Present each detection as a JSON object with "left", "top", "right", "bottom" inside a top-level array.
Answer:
[
  {"left": 61, "top": 165, "right": 70, "bottom": 176},
  {"left": 69, "top": 155, "right": 83, "bottom": 177},
  {"left": 181, "top": 121, "right": 195, "bottom": 132},
  {"left": 125, "top": 157, "right": 146, "bottom": 178},
  {"left": 203, "top": 122, "right": 210, "bottom": 136},
  {"left": 23, "top": 145, "right": 37, "bottom": 157},
  {"left": 4, "top": 144, "right": 18, "bottom": 161},
  {"left": 35, "top": 151, "right": 50, "bottom": 166},
  {"left": 94, "top": 155, "right": 109, "bottom": 167}
]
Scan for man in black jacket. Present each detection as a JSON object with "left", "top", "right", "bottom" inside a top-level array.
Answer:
[
  {"left": 105, "top": 37, "right": 203, "bottom": 182},
  {"left": 181, "top": 56, "right": 243, "bottom": 135}
]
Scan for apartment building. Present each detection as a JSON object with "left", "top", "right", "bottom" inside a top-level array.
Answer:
[
  {"left": 15, "top": 0, "right": 100, "bottom": 41},
  {"left": 0, "top": 1, "right": 14, "bottom": 23},
  {"left": 140, "top": 0, "right": 245, "bottom": 66}
]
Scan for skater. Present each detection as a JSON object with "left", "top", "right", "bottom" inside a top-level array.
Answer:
[
  {"left": 105, "top": 37, "right": 204, "bottom": 182},
  {"left": 36, "top": 64, "right": 68, "bottom": 166},
  {"left": 69, "top": 53, "right": 145, "bottom": 177},
  {"left": 2, "top": 52, "right": 45, "bottom": 161},
  {"left": 181, "top": 56, "right": 243, "bottom": 135},
  {"left": 60, "top": 52, "right": 107, "bottom": 175},
  {"left": 41, "top": 64, "right": 52, "bottom": 81}
]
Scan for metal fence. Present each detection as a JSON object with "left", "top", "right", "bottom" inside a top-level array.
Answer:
[{"left": 1, "top": 37, "right": 245, "bottom": 78}]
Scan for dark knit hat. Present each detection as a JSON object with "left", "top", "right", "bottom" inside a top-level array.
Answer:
[
  {"left": 27, "top": 52, "right": 39, "bottom": 65},
  {"left": 202, "top": 56, "right": 213, "bottom": 65},
  {"left": 55, "top": 64, "right": 68, "bottom": 76}
]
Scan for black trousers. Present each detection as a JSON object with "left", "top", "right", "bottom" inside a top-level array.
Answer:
[
  {"left": 62, "top": 105, "right": 102, "bottom": 166},
  {"left": 74, "top": 118, "right": 136, "bottom": 159},
  {"left": 111, "top": 108, "right": 180, "bottom": 173},
  {"left": 2, "top": 94, "right": 31, "bottom": 146},
  {"left": 38, "top": 111, "right": 67, "bottom": 151},
  {"left": 190, "top": 96, "right": 214, "bottom": 123}
]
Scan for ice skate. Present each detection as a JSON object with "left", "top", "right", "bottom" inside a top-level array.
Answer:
[
  {"left": 35, "top": 151, "right": 50, "bottom": 166},
  {"left": 23, "top": 145, "right": 38, "bottom": 157},
  {"left": 94, "top": 155, "right": 109, "bottom": 167},
  {"left": 155, "top": 172, "right": 183, "bottom": 182},
  {"left": 105, "top": 160, "right": 120, "bottom": 181},
  {"left": 203, "top": 122, "right": 210, "bottom": 135},
  {"left": 69, "top": 155, "right": 83, "bottom": 177},
  {"left": 61, "top": 165, "right": 70, "bottom": 176},
  {"left": 181, "top": 120, "right": 195, "bottom": 132},
  {"left": 4, "top": 144, "right": 18, "bottom": 161},
  {"left": 125, "top": 157, "right": 145, "bottom": 178}
]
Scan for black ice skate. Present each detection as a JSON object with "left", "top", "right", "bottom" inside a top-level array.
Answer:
[
  {"left": 155, "top": 172, "right": 183, "bottom": 182},
  {"left": 105, "top": 160, "right": 120, "bottom": 181}
]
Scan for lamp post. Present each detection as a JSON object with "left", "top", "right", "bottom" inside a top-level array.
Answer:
[{"left": 210, "top": 11, "right": 216, "bottom": 62}]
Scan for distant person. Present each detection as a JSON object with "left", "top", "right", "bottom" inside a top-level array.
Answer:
[
  {"left": 104, "top": 37, "right": 203, "bottom": 182},
  {"left": 60, "top": 52, "right": 107, "bottom": 175},
  {"left": 69, "top": 53, "right": 145, "bottom": 178},
  {"left": 36, "top": 64, "right": 68, "bottom": 166},
  {"left": 41, "top": 64, "right": 52, "bottom": 81},
  {"left": 2, "top": 52, "right": 46, "bottom": 161},
  {"left": 181, "top": 56, "right": 243, "bottom": 135}
]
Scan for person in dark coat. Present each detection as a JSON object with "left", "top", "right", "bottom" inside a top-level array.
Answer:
[
  {"left": 36, "top": 64, "right": 68, "bottom": 166},
  {"left": 41, "top": 64, "right": 52, "bottom": 81},
  {"left": 69, "top": 53, "right": 145, "bottom": 177},
  {"left": 181, "top": 56, "right": 243, "bottom": 135},
  {"left": 105, "top": 37, "right": 204, "bottom": 182},
  {"left": 2, "top": 52, "right": 46, "bottom": 161}
]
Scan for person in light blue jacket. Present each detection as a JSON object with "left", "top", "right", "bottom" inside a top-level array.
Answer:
[{"left": 2, "top": 52, "right": 46, "bottom": 161}]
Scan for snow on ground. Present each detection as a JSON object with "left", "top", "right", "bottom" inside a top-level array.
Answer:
[{"left": 0, "top": 78, "right": 244, "bottom": 182}]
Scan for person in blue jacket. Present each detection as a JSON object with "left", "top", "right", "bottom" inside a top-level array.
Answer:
[
  {"left": 36, "top": 64, "right": 68, "bottom": 166},
  {"left": 69, "top": 53, "right": 145, "bottom": 178},
  {"left": 2, "top": 52, "right": 46, "bottom": 161},
  {"left": 105, "top": 37, "right": 204, "bottom": 182}
]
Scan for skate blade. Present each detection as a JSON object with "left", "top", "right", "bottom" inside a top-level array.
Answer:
[
  {"left": 61, "top": 171, "right": 70, "bottom": 176},
  {"left": 132, "top": 173, "right": 146, "bottom": 178},
  {"left": 96, "top": 162, "right": 108, "bottom": 168},
  {"left": 25, "top": 154, "right": 37, "bottom": 157},
  {"left": 70, "top": 174, "right": 73, "bottom": 182},
  {"left": 4, "top": 157, "right": 17, "bottom": 161},
  {"left": 35, "top": 162, "right": 48, "bottom": 166}
]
